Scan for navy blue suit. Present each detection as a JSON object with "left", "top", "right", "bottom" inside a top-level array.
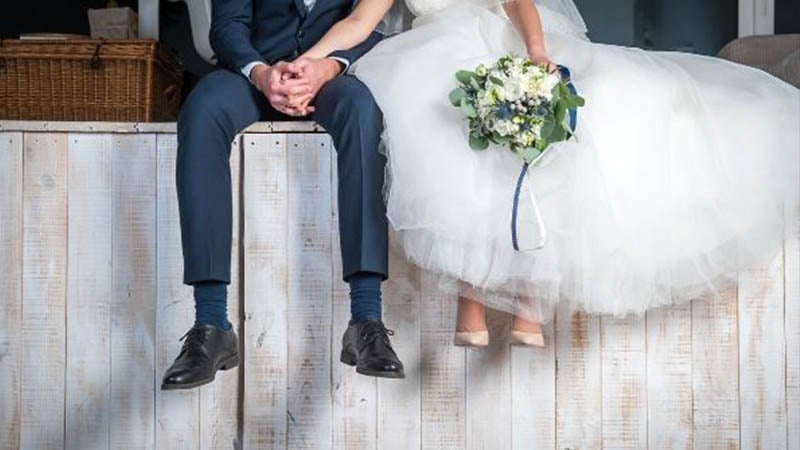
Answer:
[{"left": 177, "top": 0, "right": 388, "bottom": 285}]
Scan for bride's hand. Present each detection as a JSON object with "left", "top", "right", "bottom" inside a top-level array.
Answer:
[{"left": 530, "top": 52, "right": 557, "bottom": 74}]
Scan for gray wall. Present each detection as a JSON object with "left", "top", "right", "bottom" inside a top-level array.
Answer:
[
  {"left": 637, "top": 0, "right": 738, "bottom": 55},
  {"left": 574, "top": 0, "right": 741, "bottom": 55},
  {"left": 574, "top": 0, "right": 637, "bottom": 46}
]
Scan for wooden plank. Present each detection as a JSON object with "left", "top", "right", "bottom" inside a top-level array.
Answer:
[
  {"left": 466, "top": 309, "right": 511, "bottom": 449},
  {"left": 330, "top": 154, "right": 377, "bottom": 450},
  {"left": 0, "top": 120, "right": 321, "bottom": 135},
  {"left": 154, "top": 133, "right": 200, "bottom": 449},
  {"left": 786, "top": 201, "right": 800, "bottom": 450},
  {"left": 20, "top": 133, "right": 67, "bottom": 449},
  {"left": 377, "top": 244, "right": 421, "bottom": 450},
  {"left": 200, "top": 139, "right": 243, "bottom": 449},
  {"left": 242, "top": 134, "right": 288, "bottom": 449},
  {"left": 0, "top": 132, "right": 23, "bottom": 450},
  {"left": 600, "top": 316, "right": 647, "bottom": 449},
  {"left": 420, "top": 274, "right": 466, "bottom": 450},
  {"left": 646, "top": 305, "right": 693, "bottom": 450},
  {"left": 692, "top": 286, "right": 740, "bottom": 449},
  {"left": 65, "top": 134, "right": 113, "bottom": 449},
  {"left": 555, "top": 310, "right": 602, "bottom": 450},
  {"left": 511, "top": 319, "right": 556, "bottom": 450},
  {"left": 739, "top": 255, "right": 787, "bottom": 449},
  {"left": 111, "top": 134, "right": 157, "bottom": 448},
  {"left": 286, "top": 133, "right": 333, "bottom": 449}
]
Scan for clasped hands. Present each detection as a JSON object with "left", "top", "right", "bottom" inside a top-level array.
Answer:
[{"left": 251, "top": 57, "right": 342, "bottom": 117}]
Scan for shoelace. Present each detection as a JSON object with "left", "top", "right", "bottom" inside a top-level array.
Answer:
[
  {"left": 359, "top": 322, "right": 396, "bottom": 348},
  {"left": 179, "top": 326, "right": 208, "bottom": 353}
]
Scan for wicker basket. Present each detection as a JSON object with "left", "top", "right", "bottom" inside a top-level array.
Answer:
[{"left": 0, "top": 39, "right": 182, "bottom": 122}]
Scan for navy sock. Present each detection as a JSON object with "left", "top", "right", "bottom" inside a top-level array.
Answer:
[
  {"left": 194, "top": 281, "right": 230, "bottom": 330},
  {"left": 348, "top": 272, "right": 383, "bottom": 323}
]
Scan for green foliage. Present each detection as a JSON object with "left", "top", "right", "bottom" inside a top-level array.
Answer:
[
  {"left": 456, "top": 70, "right": 477, "bottom": 85},
  {"left": 449, "top": 88, "right": 467, "bottom": 107},
  {"left": 460, "top": 99, "right": 477, "bottom": 118},
  {"left": 519, "top": 147, "right": 542, "bottom": 164},
  {"left": 469, "top": 133, "right": 490, "bottom": 150}
]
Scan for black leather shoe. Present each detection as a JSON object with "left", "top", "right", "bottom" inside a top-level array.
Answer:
[
  {"left": 340, "top": 319, "right": 404, "bottom": 379},
  {"left": 161, "top": 323, "right": 239, "bottom": 390}
]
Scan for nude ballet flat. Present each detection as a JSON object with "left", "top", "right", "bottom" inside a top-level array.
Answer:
[
  {"left": 454, "top": 331, "right": 489, "bottom": 347},
  {"left": 509, "top": 330, "right": 545, "bottom": 347}
]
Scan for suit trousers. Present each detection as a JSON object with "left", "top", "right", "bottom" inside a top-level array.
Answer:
[{"left": 177, "top": 69, "right": 388, "bottom": 285}]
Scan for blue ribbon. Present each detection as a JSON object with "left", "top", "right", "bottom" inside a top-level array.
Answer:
[{"left": 512, "top": 65, "right": 578, "bottom": 251}]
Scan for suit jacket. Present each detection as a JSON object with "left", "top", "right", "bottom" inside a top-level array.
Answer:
[{"left": 210, "top": 0, "right": 382, "bottom": 71}]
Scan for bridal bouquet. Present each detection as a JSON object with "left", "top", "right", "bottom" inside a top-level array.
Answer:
[
  {"left": 449, "top": 54, "right": 585, "bottom": 164},
  {"left": 450, "top": 54, "right": 585, "bottom": 251}
]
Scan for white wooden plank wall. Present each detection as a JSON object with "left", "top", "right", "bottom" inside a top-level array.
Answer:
[
  {"left": 243, "top": 134, "right": 288, "bottom": 449},
  {"left": 66, "top": 134, "right": 113, "bottom": 450},
  {"left": 0, "top": 128, "right": 797, "bottom": 450},
  {"left": 20, "top": 133, "right": 68, "bottom": 449},
  {"left": 0, "top": 132, "right": 23, "bottom": 450}
]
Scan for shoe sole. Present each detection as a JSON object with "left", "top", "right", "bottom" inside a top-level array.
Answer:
[
  {"left": 160, "top": 353, "right": 240, "bottom": 391},
  {"left": 339, "top": 349, "right": 405, "bottom": 379}
]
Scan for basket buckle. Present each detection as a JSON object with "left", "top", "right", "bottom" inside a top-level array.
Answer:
[{"left": 90, "top": 38, "right": 105, "bottom": 70}]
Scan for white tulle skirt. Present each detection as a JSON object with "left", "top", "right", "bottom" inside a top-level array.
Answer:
[{"left": 352, "top": 4, "right": 800, "bottom": 321}]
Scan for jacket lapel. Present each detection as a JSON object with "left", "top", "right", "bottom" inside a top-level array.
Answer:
[{"left": 293, "top": 0, "right": 308, "bottom": 18}]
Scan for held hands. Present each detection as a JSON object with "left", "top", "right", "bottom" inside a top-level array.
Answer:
[{"left": 252, "top": 58, "right": 342, "bottom": 117}]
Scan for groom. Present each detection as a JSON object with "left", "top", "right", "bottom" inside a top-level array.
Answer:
[{"left": 161, "top": 0, "right": 404, "bottom": 390}]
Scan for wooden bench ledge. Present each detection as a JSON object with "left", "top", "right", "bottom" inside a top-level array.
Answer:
[{"left": 0, "top": 120, "right": 324, "bottom": 134}]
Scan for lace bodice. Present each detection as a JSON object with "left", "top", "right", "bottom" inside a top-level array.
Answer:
[{"left": 403, "top": 0, "right": 457, "bottom": 16}]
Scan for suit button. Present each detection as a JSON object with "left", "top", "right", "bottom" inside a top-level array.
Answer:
[{"left": 297, "top": 29, "right": 304, "bottom": 38}]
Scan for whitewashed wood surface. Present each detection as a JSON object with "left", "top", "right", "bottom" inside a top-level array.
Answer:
[{"left": 0, "top": 127, "right": 797, "bottom": 450}]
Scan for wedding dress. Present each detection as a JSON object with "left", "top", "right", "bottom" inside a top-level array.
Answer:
[{"left": 352, "top": 0, "right": 800, "bottom": 320}]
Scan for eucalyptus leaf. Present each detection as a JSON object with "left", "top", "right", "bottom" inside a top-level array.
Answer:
[
  {"left": 461, "top": 101, "right": 478, "bottom": 118},
  {"left": 554, "top": 101, "right": 567, "bottom": 125},
  {"left": 558, "top": 82, "right": 570, "bottom": 98},
  {"left": 520, "top": 147, "right": 541, "bottom": 164},
  {"left": 449, "top": 88, "right": 468, "bottom": 107},
  {"left": 470, "top": 77, "right": 482, "bottom": 91},
  {"left": 489, "top": 76, "right": 505, "bottom": 86},
  {"left": 469, "top": 134, "right": 490, "bottom": 150},
  {"left": 541, "top": 114, "right": 556, "bottom": 140},
  {"left": 550, "top": 124, "right": 567, "bottom": 142},
  {"left": 456, "top": 70, "right": 477, "bottom": 85}
]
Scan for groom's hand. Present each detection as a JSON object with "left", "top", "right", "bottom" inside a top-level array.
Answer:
[
  {"left": 286, "top": 57, "right": 344, "bottom": 115},
  {"left": 251, "top": 62, "right": 314, "bottom": 116}
]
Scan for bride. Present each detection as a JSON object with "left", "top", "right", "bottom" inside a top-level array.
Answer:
[{"left": 300, "top": 0, "right": 800, "bottom": 346}]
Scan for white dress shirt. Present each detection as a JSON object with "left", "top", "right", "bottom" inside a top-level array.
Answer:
[{"left": 241, "top": 0, "right": 350, "bottom": 82}]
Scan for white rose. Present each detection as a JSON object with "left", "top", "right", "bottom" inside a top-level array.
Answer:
[{"left": 505, "top": 80, "right": 525, "bottom": 101}]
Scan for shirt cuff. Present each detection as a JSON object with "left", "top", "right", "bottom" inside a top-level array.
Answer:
[
  {"left": 241, "top": 61, "right": 268, "bottom": 84},
  {"left": 328, "top": 56, "right": 350, "bottom": 75}
]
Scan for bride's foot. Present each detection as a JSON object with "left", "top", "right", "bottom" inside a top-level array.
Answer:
[
  {"left": 510, "top": 316, "right": 545, "bottom": 347},
  {"left": 454, "top": 296, "right": 489, "bottom": 347}
]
